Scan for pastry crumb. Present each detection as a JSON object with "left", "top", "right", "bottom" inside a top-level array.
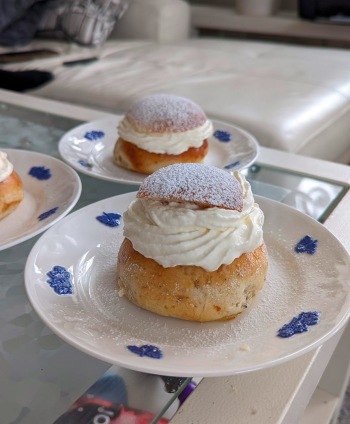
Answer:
[
  {"left": 239, "top": 344, "right": 250, "bottom": 352},
  {"left": 118, "top": 288, "right": 125, "bottom": 297}
]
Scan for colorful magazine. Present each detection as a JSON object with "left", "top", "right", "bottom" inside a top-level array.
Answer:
[{"left": 53, "top": 365, "right": 195, "bottom": 424}]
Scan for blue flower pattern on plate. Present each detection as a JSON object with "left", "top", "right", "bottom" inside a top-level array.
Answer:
[
  {"left": 29, "top": 166, "right": 52, "bottom": 180},
  {"left": 214, "top": 130, "right": 232, "bottom": 142},
  {"left": 96, "top": 212, "right": 122, "bottom": 227},
  {"left": 277, "top": 312, "right": 320, "bottom": 338},
  {"left": 127, "top": 344, "right": 163, "bottom": 359},
  {"left": 224, "top": 161, "right": 240, "bottom": 170},
  {"left": 38, "top": 207, "right": 58, "bottom": 221},
  {"left": 295, "top": 235, "right": 318, "bottom": 254},
  {"left": 78, "top": 159, "right": 92, "bottom": 168},
  {"left": 46, "top": 265, "right": 73, "bottom": 295},
  {"left": 84, "top": 130, "right": 105, "bottom": 141}
]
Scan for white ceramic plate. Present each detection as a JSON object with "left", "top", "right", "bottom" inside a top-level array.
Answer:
[
  {"left": 0, "top": 149, "right": 81, "bottom": 251},
  {"left": 24, "top": 193, "right": 350, "bottom": 377},
  {"left": 58, "top": 117, "right": 259, "bottom": 185}
]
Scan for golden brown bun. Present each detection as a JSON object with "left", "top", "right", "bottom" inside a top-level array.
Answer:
[
  {"left": 136, "top": 163, "right": 243, "bottom": 211},
  {"left": 117, "top": 239, "right": 268, "bottom": 322},
  {"left": 125, "top": 94, "right": 208, "bottom": 134},
  {"left": 0, "top": 170, "right": 24, "bottom": 220},
  {"left": 113, "top": 138, "right": 208, "bottom": 175}
]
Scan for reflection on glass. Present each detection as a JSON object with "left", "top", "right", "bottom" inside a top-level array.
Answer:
[{"left": 244, "top": 164, "right": 347, "bottom": 222}]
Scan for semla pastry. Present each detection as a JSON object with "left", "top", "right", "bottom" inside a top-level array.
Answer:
[
  {"left": 0, "top": 151, "right": 24, "bottom": 220},
  {"left": 113, "top": 94, "right": 213, "bottom": 174},
  {"left": 117, "top": 163, "right": 268, "bottom": 322}
]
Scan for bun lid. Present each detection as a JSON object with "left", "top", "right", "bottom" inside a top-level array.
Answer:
[
  {"left": 126, "top": 94, "right": 208, "bottom": 134},
  {"left": 137, "top": 163, "right": 243, "bottom": 211}
]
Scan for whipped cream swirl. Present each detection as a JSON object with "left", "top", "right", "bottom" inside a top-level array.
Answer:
[
  {"left": 117, "top": 118, "right": 213, "bottom": 155},
  {"left": 123, "top": 173, "right": 264, "bottom": 272},
  {"left": 0, "top": 151, "right": 13, "bottom": 182}
]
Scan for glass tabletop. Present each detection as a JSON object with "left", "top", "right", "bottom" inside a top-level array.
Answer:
[
  {"left": 0, "top": 101, "right": 192, "bottom": 424},
  {"left": 0, "top": 100, "right": 348, "bottom": 423},
  {"left": 243, "top": 164, "right": 347, "bottom": 223}
]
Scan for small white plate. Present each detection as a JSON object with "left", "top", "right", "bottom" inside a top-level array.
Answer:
[
  {"left": 24, "top": 192, "right": 350, "bottom": 377},
  {"left": 0, "top": 149, "right": 81, "bottom": 251},
  {"left": 58, "top": 117, "right": 260, "bottom": 185}
]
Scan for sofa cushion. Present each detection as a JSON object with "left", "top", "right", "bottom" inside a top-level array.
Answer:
[
  {"left": 2, "top": 37, "right": 350, "bottom": 163},
  {"left": 37, "top": 0, "right": 130, "bottom": 46}
]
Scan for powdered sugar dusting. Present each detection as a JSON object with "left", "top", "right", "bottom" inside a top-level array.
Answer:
[
  {"left": 126, "top": 94, "right": 207, "bottom": 133},
  {"left": 137, "top": 163, "right": 243, "bottom": 211}
]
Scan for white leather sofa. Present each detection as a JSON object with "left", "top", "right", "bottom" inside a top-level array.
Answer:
[{"left": 2, "top": 0, "right": 350, "bottom": 164}]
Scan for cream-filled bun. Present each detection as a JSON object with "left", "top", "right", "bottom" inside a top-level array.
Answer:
[
  {"left": 113, "top": 94, "right": 213, "bottom": 174},
  {"left": 0, "top": 151, "right": 24, "bottom": 220},
  {"left": 117, "top": 163, "right": 268, "bottom": 322}
]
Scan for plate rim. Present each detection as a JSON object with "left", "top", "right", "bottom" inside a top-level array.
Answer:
[
  {"left": 24, "top": 192, "right": 350, "bottom": 377},
  {"left": 58, "top": 116, "right": 260, "bottom": 185},
  {"left": 0, "top": 148, "right": 82, "bottom": 251}
]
